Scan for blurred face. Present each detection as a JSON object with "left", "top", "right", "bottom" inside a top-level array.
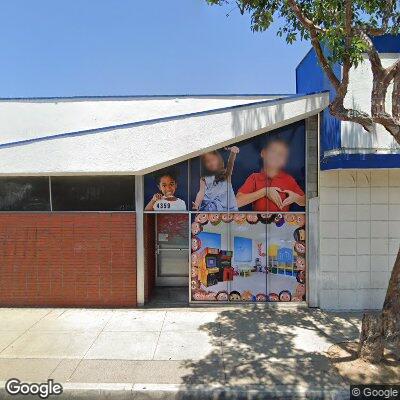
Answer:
[
  {"left": 261, "top": 142, "right": 289, "bottom": 171},
  {"left": 158, "top": 175, "right": 177, "bottom": 197},
  {"left": 203, "top": 153, "right": 221, "bottom": 173}
]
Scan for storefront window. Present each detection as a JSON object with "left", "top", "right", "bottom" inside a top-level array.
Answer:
[
  {"left": 0, "top": 177, "right": 50, "bottom": 211},
  {"left": 266, "top": 213, "right": 306, "bottom": 302},
  {"left": 191, "top": 213, "right": 230, "bottom": 300},
  {"left": 144, "top": 120, "right": 307, "bottom": 302},
  {"left": 51, "top": 176, "right": 135, "bottom": 211},
  {"left": 190, "top": 212, "right": 306, "bottom": 302}
]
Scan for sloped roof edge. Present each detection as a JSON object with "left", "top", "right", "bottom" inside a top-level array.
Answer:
[
  {"left": 0, "top": 93, "right": 293, "bottom": 102},
  {"left": 0, "top": 92, "right": 327, "bottom": 150}
]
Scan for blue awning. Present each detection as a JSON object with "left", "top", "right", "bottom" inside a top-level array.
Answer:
[{"left": 321, "top": 153, "right": 400, "bottom": 170}]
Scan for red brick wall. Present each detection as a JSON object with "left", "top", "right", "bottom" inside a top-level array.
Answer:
[
  {"left": 0, "top": 213, "right": 137, "bottom": 307},
  {"left": 144, "top": 214, "right": 156, "bottom": 302}
]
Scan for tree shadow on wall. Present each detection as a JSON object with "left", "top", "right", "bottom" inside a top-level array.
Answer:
[
  {"left": 229, "top": 95, "right": 321, "bottom": 141},
  {"left": 180, "top": 306, "right": 361, "bottom": 393}
]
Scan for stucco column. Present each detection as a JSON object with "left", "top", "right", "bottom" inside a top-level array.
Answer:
[
  {"left": 306, "top": 114, "right": 320, "bottom": 307},
  {"left": 135, "top": 175, "right": 145, "bottom": 306}
]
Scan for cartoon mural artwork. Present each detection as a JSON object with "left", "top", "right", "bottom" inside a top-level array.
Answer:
[
  {"left": 257, "top": 243, "right": 266, "bottom": 257},
  {"left": 191, "top": 222, "right": 203, "bottom": 236},
  {"left": 266, "top": 212, "right": 306, "bottom": 302},
  {"left": 191, "top": 213, "right": 266, "bottom": 302},
  {"left": 279, "top": 290, "right": 292, "bottom": 302},
  {"left": 190, "top": 212, "right": 306, "bottom": 302}
]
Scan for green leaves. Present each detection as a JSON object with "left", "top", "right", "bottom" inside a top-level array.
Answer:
[{"left": 206, "top": 0, "right": 400, "bottom": 67}]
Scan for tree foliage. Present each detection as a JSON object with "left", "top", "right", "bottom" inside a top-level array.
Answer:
[{"left": 207, "top": 0, "right": 400, "bottom": 144}]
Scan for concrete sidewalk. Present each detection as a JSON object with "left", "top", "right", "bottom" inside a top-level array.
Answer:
[{"left": 0, "top": 306, "right": 361, "bottom": 398}]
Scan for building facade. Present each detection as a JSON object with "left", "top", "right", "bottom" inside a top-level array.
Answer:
[
  {"left": 296, "top": 35, "right": 400, "bottom": 310},
  {"left": 0, "top": 37, "right": 399, "bottom": 310}
]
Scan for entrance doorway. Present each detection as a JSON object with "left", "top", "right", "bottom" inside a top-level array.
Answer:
[{"left": 155, "top": 214, "right": 189, "bottom": 286}]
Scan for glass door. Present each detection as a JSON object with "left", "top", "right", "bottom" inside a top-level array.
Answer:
[{"left": 156, "top": 214, "right": 189, "bottom": 286}]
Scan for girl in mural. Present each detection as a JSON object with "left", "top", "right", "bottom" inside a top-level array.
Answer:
[
  {"left": 192, "top": 146, "right": 239, "bottom": 211},
  {"left": 236, "top": 138, "right": 305, "bottom": 211},
  {"left": 145, "top": 170, "right": 187, "bottom": 211}
]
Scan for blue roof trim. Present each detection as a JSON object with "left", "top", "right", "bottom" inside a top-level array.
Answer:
[
  {"left": 295, "top": 47, "right": 342, "bottom": 156},
  {"left": 295, "top": 48, "right": 316, "bottom": 95},
  {"left": 321, "top": 153, "right": 400, "bottom": 170},
  {"left": 0, "top": 93, "right": 324, "bottom": 150},
  {"left": 373, "top": 35, "right": 400, "bottom": 53},
  {"left": 0, "top": 93, "right": 294, "bottom": 102}
]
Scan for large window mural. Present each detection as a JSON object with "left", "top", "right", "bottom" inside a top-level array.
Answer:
[
  {"left": 144, "top": 121, "right": 307, "bottom": 302},
  {"left": 189, "top": 122, "right": 305, "bottom": 212},
  {"left": 190, "top": 212, "right": 305, "bottom": 302},
  {"left": 145, "top": 122, "right": 305, "bottom": 213}
]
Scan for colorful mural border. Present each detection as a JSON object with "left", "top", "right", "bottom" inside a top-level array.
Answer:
[{"left": 190, "top": 212, "right": 306, "bottom": 303}]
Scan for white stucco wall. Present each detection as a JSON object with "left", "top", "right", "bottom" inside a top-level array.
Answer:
[
  {"left": 342, "top": 53, "right": 400, "bottom": 152},
  {"left": 318, "top": 169, "right": 400, "bottom": 310},
  {"left": 0, "top": 93, "right": 328, "bottom": 175}
]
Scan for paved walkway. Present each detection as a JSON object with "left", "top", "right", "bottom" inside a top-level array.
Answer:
[{"left": 0, "top": 306, "right": 361, "bottom": 397}]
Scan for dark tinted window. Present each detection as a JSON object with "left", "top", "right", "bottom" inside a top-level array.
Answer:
[
  {"left": 51, "top": 176, "right": 135, "bottom": 211},
  {"left": 0, "top": 177, "right": 50, "bottom": 211}
]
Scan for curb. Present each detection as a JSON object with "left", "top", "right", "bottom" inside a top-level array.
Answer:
[{"left": 0, "top": 382, "right": 350, "bottom": 400}]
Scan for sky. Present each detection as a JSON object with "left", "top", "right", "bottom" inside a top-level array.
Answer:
[{"left": 0, "top": 0, "right": 310, "bottom": 97}]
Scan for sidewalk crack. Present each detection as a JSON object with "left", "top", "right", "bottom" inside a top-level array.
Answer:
[
  {"left": 152, "top": 311, "right": 167, "bottom": 360},
  {"left": 62, "top": 310, "right": 115, "bottom": 382},
  {"left": 0, "top": 308, "right": 53, "bottom": 355}
]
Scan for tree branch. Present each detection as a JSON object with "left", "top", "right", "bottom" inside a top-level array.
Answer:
[
  {"left": 285, "top": 0, "right": 325, "bottom": 33},
  {"left": 353, "top": 27, "right": 400, "bottom": 143},
  {"left": 285, "top": 0, "right": 400, "bottom": 143},
  {"left": 364, "top": 0, "right": 394, "bottom": 36},
  {"left": 329, "top": 98, "right": 375, "bottom": 133},
  {"left": 393, "top": 67, "right": 400, "bottom": 121},
  {"left": 286, "top": 0, "right": 340, "bottom": 90}
]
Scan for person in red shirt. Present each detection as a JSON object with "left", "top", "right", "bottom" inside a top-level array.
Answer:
[{"left": 236, "top": 138, "right": 305, "bottom": 211}]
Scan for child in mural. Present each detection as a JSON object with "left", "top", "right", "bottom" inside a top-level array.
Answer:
[
  {"left": 192, "top": 146, "right": 239, "bottom": 211},
  {"left": 236, "top": 138, "right": 305, "bottom": 211},
  {"left": 145, "top": 169, "right": 186, "bottom": 211}
]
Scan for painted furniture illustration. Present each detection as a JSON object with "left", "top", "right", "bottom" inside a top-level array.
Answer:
[
  {"left": 198, "top": 247, "right": 233, "bottom": 287},
  {"left": 268, "top": 244, "right": 295, "bottom": 276}
]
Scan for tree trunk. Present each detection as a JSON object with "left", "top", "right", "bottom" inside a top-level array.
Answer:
[
  {"left": 382, "top": 248, "right": 400, "bottom": 359},
  {"left": 359, "top": 313, "right": 384, "bottom": 363},
  {"left": 358, "top": 247, "right": 400, "bottom": 362},
  {"left": 370, "top": 59, "right": 400, "bottom": 143}
]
